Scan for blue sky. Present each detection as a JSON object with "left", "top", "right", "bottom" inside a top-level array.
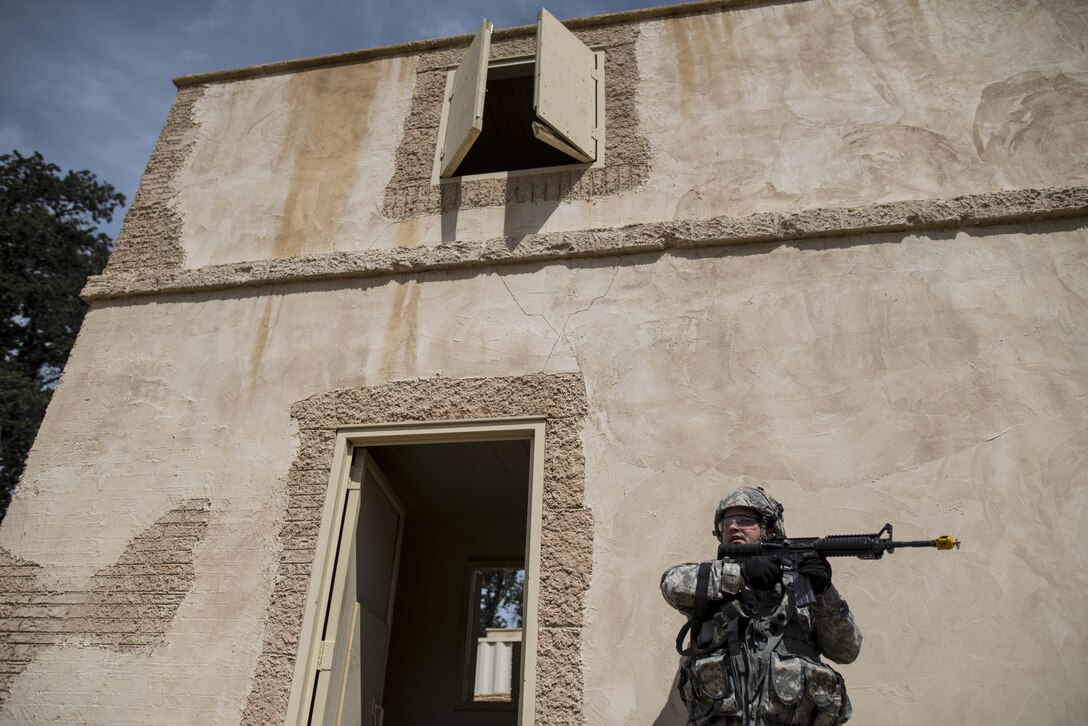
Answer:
[{"left": 0, "top": 0, "right": 666, "bottom": 239}]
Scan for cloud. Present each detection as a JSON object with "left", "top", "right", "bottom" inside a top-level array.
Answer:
[
  {"left": 182, "top": 0, "right": 239, "bottom": 36},
  {"left": 0, "top": 123, "right": 28, "bottom": 151}
]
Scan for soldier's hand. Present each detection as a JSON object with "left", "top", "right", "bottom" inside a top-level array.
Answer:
[
  {"left": 797, "top": 553, "right": 832, "bottom": 594},
  {"left": 740, "top": 556, "right": 782, "bottom": 590}
]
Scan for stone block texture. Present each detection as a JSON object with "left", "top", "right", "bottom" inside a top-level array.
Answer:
[
  {"left": 104, "top": 86, "right": 203, "bottom": 276},
  {"left": 241, "top": 373, "right": 592, "bottom": 726},
  {"left": 0, "top": 499, "right": 210, "bottom": 702}
]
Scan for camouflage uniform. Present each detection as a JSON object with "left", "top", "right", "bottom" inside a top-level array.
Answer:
[{"left": 660, "top": 487, "right": 861, "bottom": 726}]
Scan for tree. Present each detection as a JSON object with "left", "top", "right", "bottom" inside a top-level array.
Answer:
[
  {"left": 0, "top": 150, "right": 124, "bottom": 522},
  {"left": 477, "top": 567, "right": 524, "bottom": 636}
]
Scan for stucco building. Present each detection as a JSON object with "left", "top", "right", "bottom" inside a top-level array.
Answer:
[{"left": 2, "top": 0, "right": 1086, "bottom": 723}]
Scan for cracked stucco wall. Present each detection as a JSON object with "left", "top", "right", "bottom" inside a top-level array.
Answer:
[
  {"left": 6, "top": 220, "right": 1088, "bottom": 723},
  {"left": 0, "top": 500, "right": 210, "bottom": 702}
]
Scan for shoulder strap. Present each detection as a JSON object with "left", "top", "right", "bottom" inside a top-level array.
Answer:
[
  {"left": 694, "top": 561, "right": 711, "bottom": 613},
  {"left": 674, "top": 562, "right": 714, "bottom": 656},
  {"left": 674, "top": 619, "right": 697, "bottom": 656}
]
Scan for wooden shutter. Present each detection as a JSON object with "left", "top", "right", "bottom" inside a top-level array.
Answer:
[
  {"left": 440, "top": 19, "right": 492, "bottom": 177},
  {"left": 533, "top": 8, "right": 596, "bottom": 162}
]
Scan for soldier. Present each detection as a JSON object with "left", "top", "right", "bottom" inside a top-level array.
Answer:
[{"left": 660, "top": 486, "right": 861, "bottom": 725}]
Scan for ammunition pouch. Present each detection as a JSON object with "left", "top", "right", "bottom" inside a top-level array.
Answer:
[
  {"left": 758, "top": 652, "right": 851, "bottom": 726},
  {"left": 678, "top": 653, "right": 741, "bottom": 720}
]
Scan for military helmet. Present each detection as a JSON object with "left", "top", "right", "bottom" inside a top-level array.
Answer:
[{"left": 713, "top": 486, "right": 786, "bottom": 539}]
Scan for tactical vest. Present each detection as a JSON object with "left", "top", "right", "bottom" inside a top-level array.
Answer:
[{"left": 674, "top": 566, "right": 851, "bottom": 726}]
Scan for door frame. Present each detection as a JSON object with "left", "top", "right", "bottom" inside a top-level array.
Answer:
[{"left": 284, "top": 417, "right": 547, "bottom": 726}]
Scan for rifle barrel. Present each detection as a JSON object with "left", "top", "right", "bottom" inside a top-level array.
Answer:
[{"left": 716, "top": 533, "right": 961, "bottom": 560}]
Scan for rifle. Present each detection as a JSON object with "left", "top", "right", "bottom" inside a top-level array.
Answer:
[{"left": 717, "top": 523, "right": 960, "bottom": 607}]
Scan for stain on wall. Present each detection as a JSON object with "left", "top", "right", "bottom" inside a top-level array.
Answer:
[
  {"left": 245, "top": 293, "right": 282, "bottom": 402},
  {"left": 379, "top": 279, "right": 421, "bottom": 376},
  {"left": 272, "top": 63, "right": 388, "bottom": 259},
  {"left": 240, "top": 373, "right": 592, "bottom": 726},
  {"left": 0, "top": 499, "right": 210, "bottom": 701}
]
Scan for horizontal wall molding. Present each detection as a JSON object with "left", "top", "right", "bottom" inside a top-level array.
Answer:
[{"left": 82, "top": 185, "right": 1088, "bottom": 302}]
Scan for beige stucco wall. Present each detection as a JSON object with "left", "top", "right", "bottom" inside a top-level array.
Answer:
[
  {"left": 4, "top": 223, "right": 1088, "bottom": 723},
  {"left": 162, "top": 0, "right": 1087, "bottom": 268},
  {"left": 641, "top": 0, "right": 1088, "bottom": 220},
  {"left": 2, "top": 0, "right": 1088, "bottom": 723},
  {"left": 179, "top": 57, "right": 416, "bottom": 267}
]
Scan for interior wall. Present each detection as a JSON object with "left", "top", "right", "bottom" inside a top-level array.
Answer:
[
  {"left": 366, "top": 439, "right": 529, "bottom": 723},
  {"left": 381, "top": 519, "right": 524, "bottom": 725}
]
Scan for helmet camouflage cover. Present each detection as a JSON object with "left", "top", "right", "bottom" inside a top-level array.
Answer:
[{"left": 713, "top": 486, "right": 786, "bottom": 539}]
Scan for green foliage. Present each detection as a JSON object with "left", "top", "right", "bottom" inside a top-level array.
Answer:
[
  {"left": 477, "top": 567, "right": 524, "bottom": 636},
  {"left": 0, "top": 150, "right": 124, "bottom": 521}
]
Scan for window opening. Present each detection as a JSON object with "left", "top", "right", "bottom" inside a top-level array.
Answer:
[
  {"left": 452, "top": 61, "right": 581, "bottom": 177},
  {"left": 436, "top": 9, "right": 603, "bottom": 180},
  {"left": 465, "top": 564, "right": 524, "bottom": 705}
]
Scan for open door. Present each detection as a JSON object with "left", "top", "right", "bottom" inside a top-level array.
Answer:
[
  {"left": 312, "top": 451, "right": 405, "bottom": 726},
  {"left": 287, "top": 421, "right": 544, "bottom": 726}
]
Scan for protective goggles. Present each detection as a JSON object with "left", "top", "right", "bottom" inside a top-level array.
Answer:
[{"left": 718, "top": 514, "right": 761, "bottom": 528}]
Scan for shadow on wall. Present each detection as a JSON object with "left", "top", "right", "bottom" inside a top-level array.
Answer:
[
  {"left": 437, "top": 170, "right": 583, "bottom": 243},
  {"left": 654, "top": 666, "right": 687, "bottom": 726},
  {"left": 440, "top": 181, "right": 460, "bottom": 241},
  {"left": 502, "top": 169, "right": 582, "bottom": 242}
]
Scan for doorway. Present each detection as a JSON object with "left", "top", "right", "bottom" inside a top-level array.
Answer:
[
  {"left": 287, "top": 420, "right": 544, "bottom": 726},
  {"left": 369, "top": 439, "right": 529, "bottom": 724}
]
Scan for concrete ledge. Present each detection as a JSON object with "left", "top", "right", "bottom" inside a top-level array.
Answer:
[{"left": 81, "top": 185, "right": 1088, "bottom": 302}]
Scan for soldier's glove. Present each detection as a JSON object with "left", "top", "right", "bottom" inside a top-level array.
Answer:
[
  {"left": 797, "top": 553, "right": 833, "bottom": 594},
  {"left": 740, "top": 556, "right": 783, "bottom": 590}
]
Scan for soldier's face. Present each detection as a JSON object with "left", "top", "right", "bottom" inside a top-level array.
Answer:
[{"left": 719, "top": 506, "right": 762, "bottom": 544}]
